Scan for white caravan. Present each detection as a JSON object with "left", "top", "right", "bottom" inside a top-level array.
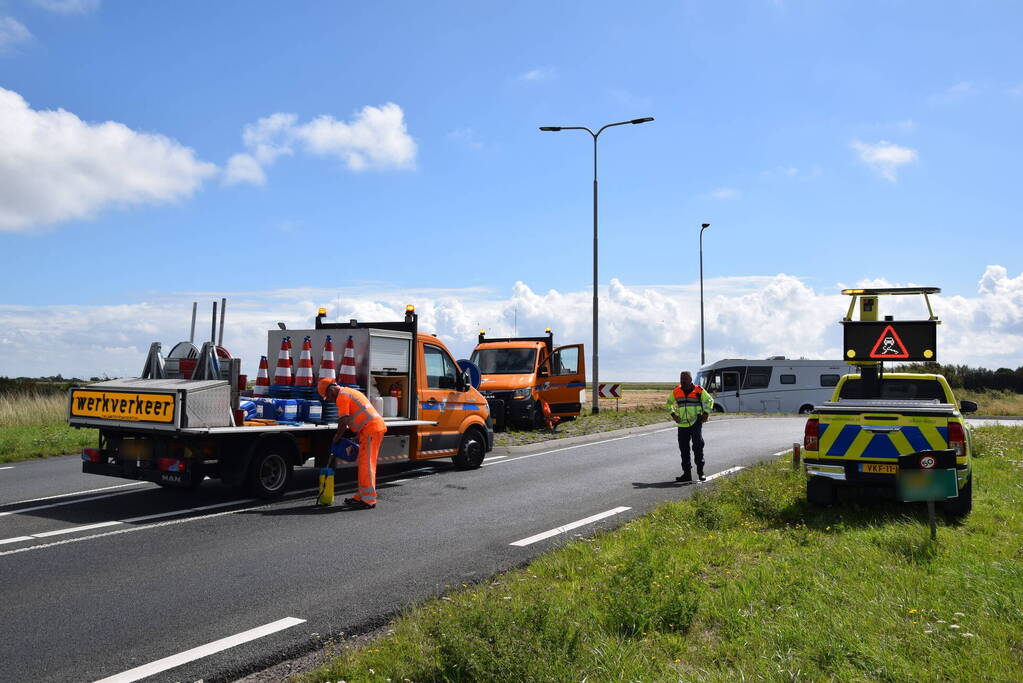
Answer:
[{"left": 696, "top": 358, "right": 856, "bottom": 414}]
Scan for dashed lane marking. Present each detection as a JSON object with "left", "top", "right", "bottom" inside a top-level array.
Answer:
[
  {"left": 510, "top": 507, "right": 631, "bottom": 547},
  {"left": 92, "top": 616, "right": 306, "bottom": 683},
  {"left": 1, "top": 482, "right": 146, "bottom": 510}
]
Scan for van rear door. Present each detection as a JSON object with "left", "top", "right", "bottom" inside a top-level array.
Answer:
[{"left": 539, "top": 344, "right": 586, "bottom": 416}]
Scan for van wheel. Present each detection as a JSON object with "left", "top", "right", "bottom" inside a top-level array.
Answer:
[
  {"left": 942, "top": 473, "right": 973, "bottom": 518},
  {"left": 807, "top": 477, "right": 836, "bottom": 506},
  {"left": 452, "top": 428, "right": 486, "bottom": 470},
  {"left": 247, "top": 444, "right": 293, "bottom": 498},
  {"left": 798, "top": 404, "right": 815, "bottom": 415}
]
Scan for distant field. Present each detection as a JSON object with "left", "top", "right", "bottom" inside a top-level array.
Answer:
[{"left": 0, "top": 391, "right": 95, "bottom": 463}]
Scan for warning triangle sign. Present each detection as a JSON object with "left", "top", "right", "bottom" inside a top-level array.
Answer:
[{"left": 869, "top": 324, "right": 909, "bottom": 359}]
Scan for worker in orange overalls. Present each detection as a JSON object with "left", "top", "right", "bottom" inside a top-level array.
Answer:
[{"left": 318, "top": 378, "right": 387, "bottom": 509}]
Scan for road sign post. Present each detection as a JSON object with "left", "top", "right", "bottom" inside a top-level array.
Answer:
[{"left": 897, "top": 449, "right": 959, "bottom": 540}]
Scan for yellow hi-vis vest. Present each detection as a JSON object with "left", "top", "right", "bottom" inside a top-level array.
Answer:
[{"left": 666, "top": 384, "right": 714, "bottom": 427}]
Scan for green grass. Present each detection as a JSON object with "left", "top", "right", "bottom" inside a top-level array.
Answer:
[
  {"left": 0, "top": 391, "right": 95, "bottom": 463},
  {"left": 958, "top": 389, "right": 1023, "bottom": 416},
  {"left": 493, "top": 406, "right": 670, "bottom": 448},
  {"left": 299, "top": 426, "right": 1023, "bottom": 682}
]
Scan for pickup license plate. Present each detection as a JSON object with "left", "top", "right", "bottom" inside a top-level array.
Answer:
[{"left": 861, "top": 463, "right": 898, "bottom": 474}]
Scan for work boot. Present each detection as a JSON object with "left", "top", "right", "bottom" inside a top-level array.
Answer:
[
  {"left": 343, "top": 497, "right": 375, "bottom": 510},
  {"left": 675, "top": 472, "right": 693, "bottom": 483},
  {"left": 697, "top": 466, "right": 706, "bottom": 482}
]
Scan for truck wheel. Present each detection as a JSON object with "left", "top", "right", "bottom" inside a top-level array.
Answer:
[
  {"left": 942, "top": 473, "right": 973, "bottom": 518},
  {"left": 247, "top": 446, "right": 293, "bottom": 498},
  {"left": 806, "top": 477, "right": 836, "bottom": 506},
  {"left": 452, "top": 428, "right": 486, "bottom": 470}
]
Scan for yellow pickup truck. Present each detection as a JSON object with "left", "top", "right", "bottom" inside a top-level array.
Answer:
[{"left": 802, "top": 372, "right": 977, "bottom": 516}]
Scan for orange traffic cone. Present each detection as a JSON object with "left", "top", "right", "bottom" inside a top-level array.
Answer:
[
  {"left": 318, "top": 335, "right": 337, "bottom": 381},
  {"left": 274, "top": 336, "right": 292, "bottom": 386},
  {"left": 339, "top": 335, "right": 358, "bottom": 387},
  {"left": 295, "top": 336, "right": 314, "bottom": 387},
  {"left": 254, "top": 355, "right": 270, "bottom": 397}
]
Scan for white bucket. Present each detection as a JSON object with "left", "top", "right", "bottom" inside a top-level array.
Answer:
[{"left": 381, "top": 396, "right": 398, "bottom": 418}]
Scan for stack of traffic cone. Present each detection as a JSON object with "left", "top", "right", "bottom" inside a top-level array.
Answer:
[
  {"left": 293, "top": 336, "right": 315, "bottom": 400},
  {"left": 339, "top": 335, "right": 359, "bottom": 388},
  {"left": 271, "top": 336, "right": 293, "bottom": 398},
  {"left": 253, "top": 356, "right": 270, "bottom": 397}
]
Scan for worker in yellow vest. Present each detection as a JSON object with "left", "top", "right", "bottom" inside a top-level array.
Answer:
[
  {"left": 319, "top": 378, "right": 387, "bottom": 509},
  {"left": 666, "top": 370, "right": 714, "bottom": 483}
]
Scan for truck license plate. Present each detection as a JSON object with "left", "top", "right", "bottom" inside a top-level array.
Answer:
[{"left": 862, "top": 463, "right": 898, "bottom": 474}]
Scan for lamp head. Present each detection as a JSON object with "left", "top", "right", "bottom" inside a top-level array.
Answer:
[
  {"left": 539, "top": 126, "right": 561, "bottom": 131},
  {"left": 630, "top": 117, "right": 654, "bottom": 124},
  {"left": 701, "top": 223, "right": 710, "bottom": 229}
]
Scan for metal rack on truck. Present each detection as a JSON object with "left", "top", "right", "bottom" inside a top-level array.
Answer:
[{"left": 69, "top": 307, "right": 493, "bottom": 498}]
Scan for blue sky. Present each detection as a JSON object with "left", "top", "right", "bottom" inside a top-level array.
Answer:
[{"left": 1, "top": 1, "right": 1021, "bottom": 379}]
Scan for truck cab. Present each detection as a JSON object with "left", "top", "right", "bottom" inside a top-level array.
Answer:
[{"left": 470, "top": 329, "right": 585, "bottom": 430}]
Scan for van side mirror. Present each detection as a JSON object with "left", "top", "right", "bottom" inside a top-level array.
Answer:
[
  {"left": 537, "top": 367, "right": 549, "bottom": 378},
  {"left": 959, "top": 400, "right": 978, "bottom": 414}
]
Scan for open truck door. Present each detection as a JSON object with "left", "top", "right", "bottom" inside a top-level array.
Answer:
[{"left": 538, "top": 344, "right": 586, "bottom": 418}]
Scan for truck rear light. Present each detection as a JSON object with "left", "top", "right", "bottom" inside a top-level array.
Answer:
[
  {"left": 947, "top": 421, "right": 966, "bottom": 457},
  {"left": 157, "top": 457, "right": 187, "bottom": 473},
  {"left": 82, "top": 448, "right": 103, "bottom": 463},
  {"left": 804, "top": 418, "right": 819, "bottom": 451}
]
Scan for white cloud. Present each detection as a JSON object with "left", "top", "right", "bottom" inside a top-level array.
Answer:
[
  {"left": 0, "top": 16, "right": 32, "bottom": 52},
  {"left": 0, "top": 87, "right": 217, "bottom": 232},
  {"left": 224, "top": 153, "right": 267, "bottom": 186},
  {"left": 447, "top": 127, "right": 483, "bottom": 150},
  {"left": 229, "top": 104, "right": 416, "bottom": 184},
  {"left": 4, "top": 268, "right": 1022, "bottom": 381},
  {"left": 518, "top": 66, "right": 556, "bottom": 83},
  {"left": 850, "top": 139, "right": 917, "bottom": 182},
  {"left": 32, "top": 0, "right": 100, "bottom": 14},
  {"left": 931, "top": 81, "right": 976, "bottom": 103},
  {"left": 706, "top": 187, "right": 740, "bottom": 200}
]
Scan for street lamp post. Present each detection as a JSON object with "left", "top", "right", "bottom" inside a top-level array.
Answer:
[
  {"left": 539, "top": 117, "right": 653, "bottom": 414},
  {"left": 699, "top": 222, "right": 710, "bottom": 366}
]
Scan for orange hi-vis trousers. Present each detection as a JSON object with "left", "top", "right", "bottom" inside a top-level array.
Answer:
[{"left": 353, "top": 425, "right": 386, "bottom": 505}]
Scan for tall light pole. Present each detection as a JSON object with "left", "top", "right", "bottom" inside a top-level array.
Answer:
[
  {"left": 539, "top": 117, "right": 654, "bottom": 414},
  {"left": 699, "top": 222, "right": 710, "bottom": 366}
]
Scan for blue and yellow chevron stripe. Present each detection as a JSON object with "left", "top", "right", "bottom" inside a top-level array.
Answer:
[{"left": 820, "top": 423, "right": 949, "bottom": 459}]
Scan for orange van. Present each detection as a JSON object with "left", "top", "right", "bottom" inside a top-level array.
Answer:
[{"left": 470, "top": 329, "right": 585, "bottom": 430}]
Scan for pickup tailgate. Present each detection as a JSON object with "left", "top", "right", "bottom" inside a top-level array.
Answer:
[{"left": 815, "top": 401, "right": 954, "bottom": 464}]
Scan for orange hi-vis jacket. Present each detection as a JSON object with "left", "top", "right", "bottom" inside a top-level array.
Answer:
[
  {"left": 335, "top": 386, "right": 386, "bottom": 434},
  {"left": 666, "top": 384, "right": 714, "bottom": 428}
]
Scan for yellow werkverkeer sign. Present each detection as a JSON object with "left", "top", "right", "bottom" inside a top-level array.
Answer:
[{"left": 70, "top": 390, "right": 176, "bottom": 424}]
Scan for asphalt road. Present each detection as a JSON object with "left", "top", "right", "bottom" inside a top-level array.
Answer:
[{"left": 0, "top": 417, "right": 805, "bottom": 682}]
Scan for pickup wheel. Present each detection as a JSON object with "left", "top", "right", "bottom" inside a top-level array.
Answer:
[
  {"left": 452, "top": 428, "right": 486, "bottom": 470},
  {"left": 798, "top": 404, "right": 815, "bottom": 415},
  {"left": 247, "top": 444, "right": 294, "bottom": 498},
  {"left": 806, "top": 477, "right": 836, "bottom": 506},
  {"left": 941, "top": 473, "right": 973, "bottom": 518}
]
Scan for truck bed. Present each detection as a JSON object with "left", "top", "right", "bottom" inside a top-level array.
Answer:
[{"left": 177, "top": 417, "right": 436, "bottom": 435}]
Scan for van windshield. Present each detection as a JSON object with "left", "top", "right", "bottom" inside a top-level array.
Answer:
[{"left": 470, "top": 348, "right": 537, "bottom": 374}]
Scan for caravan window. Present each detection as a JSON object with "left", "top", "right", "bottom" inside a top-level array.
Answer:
[
  {"left": 744, "top": 367, "right": 772, "bottom": 389},
  {"left": 820, "top": 374, "right": 840, "bottom": 387},
  {"left": 779, "top": 374, "right": 796, "bottom": 384}
]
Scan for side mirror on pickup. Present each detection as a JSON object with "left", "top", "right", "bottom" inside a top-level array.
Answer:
[{"left": 959, "top": 399, "right": 978, "bottom": 414}]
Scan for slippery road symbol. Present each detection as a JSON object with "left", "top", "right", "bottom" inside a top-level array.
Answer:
[{"left": 869, "top": 324, "right": 909, "bottom": 359}]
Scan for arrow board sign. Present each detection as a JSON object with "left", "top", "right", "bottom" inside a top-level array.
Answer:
[
  {"left": 842, "top": 320, "right": 937, "bottom": 362},
  {"left": 597, "top": 383, "right": 622, "bottom": 398}
]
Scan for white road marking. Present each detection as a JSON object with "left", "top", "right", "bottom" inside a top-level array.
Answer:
[
  {"left": 0, "top": 535, "right": 34, "bottom": 545},
  {"left": 703, "top": 466, "right": 744, "bottom": 482},
  {"left": 1, "top": 482, "right": 146, "bottom": 508},
  {"left": 93, "top": 616, "right": 306, "bottom": 683},
  {"left": 0, "top": 466, "right": 13, "bottom": 471},
  {"left": 0, "top": 490, "right": 150, "bottom": 518},
  {"left": 485, "top": 455, "right": 507, "bottom": 461},
  {"left": 510, "top": 507, "right": 631, "bottom": 547},
  {"left": 32, "top": 521, "right": 123, "bottom": 538},
  {"left": 485, "top": 429, "right": 676, "bottom": 467}
]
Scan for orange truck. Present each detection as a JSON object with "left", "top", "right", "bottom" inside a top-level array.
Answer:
[
  {"left": 69, "top": 307, "right": 493, "bottom": 498},
  {"left": 469, "top": 329, "right": 585, "bottom": 430}
]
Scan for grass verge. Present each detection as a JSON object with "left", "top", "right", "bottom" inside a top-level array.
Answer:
[
  {"left": 300, "top": 426, "right": 1023, "bottom": 682},
  {"left": 0, "top": 392, "right": 95, "bottom": 463}
]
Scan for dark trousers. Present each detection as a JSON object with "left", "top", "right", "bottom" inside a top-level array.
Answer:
[{"left": 677, "top": 421, "right": 705, "bottom": 475}]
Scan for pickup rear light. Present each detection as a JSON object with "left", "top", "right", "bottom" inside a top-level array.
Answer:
[
  {"left": 804, "top": 418, "right": 819, "bottom": 451},
  {"left": 157, "top": 457, "right": 187, "bottom": 473},
  {"left": 81, "top": 448, "right": 103, "bottom": 463},
  {"left": 947, "top": 421, "right": 966, "bottom": 457}
]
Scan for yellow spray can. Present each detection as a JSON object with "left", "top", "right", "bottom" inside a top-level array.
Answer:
[{"left": 317, "top": 466, "right": 335, "bottom": 506}]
